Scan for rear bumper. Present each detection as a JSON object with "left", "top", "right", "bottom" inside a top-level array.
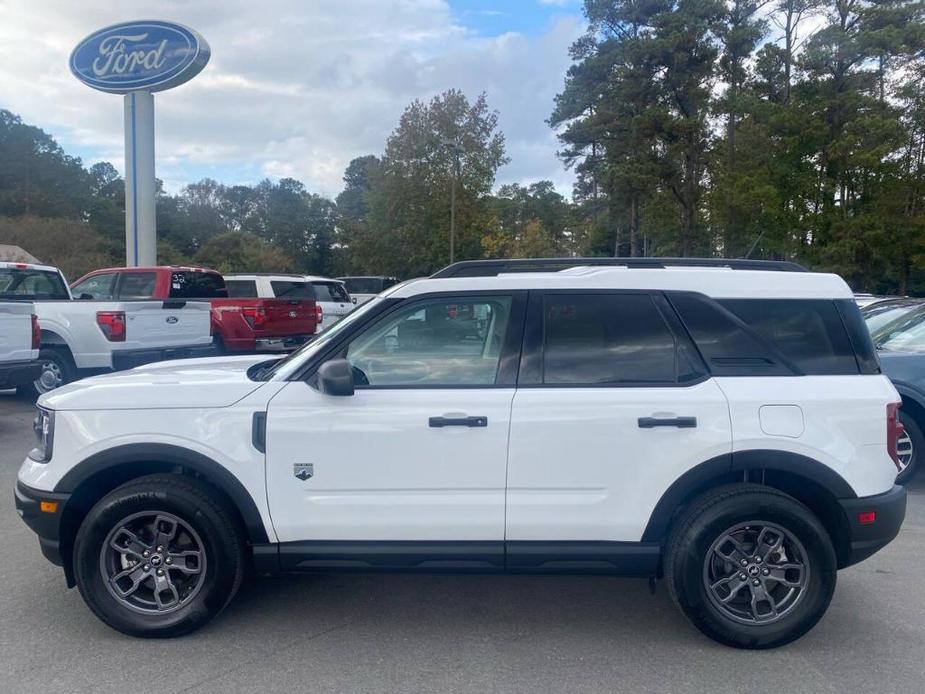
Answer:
[
  {"left": 254, "top": 334, "right": 314, "bottom": 352},
  {"left": 14, "top": 480, "right": 69, "bottom": 567},
  {"left": 111, "top": 343, "right": 216, "bottom": 371},
  {"left": 0, "top": 360, "right": 41, "bottom": 388},
  {"left": 838, "top": 484, "right": 906, "bottom": 568}
]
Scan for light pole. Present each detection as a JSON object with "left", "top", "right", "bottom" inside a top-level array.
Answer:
[{"left": 442, "top": 139, "right": 464, "bottom": 264}]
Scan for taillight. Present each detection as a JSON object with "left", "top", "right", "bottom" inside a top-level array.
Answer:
[
  {"left": 31, "top": 314, "right": 41, "bottom": 350},
  {"left": 242, "top": 306, "right": 267, "bottom": 330},
  {"left": 887, "top": 402, "right": 904, "bottom": 471},
  {"left": 315, "top": 303, "right": 323, "bottom": 326},
  {"left": 96, "top": 311, "right": 126, "bottom": 342}
]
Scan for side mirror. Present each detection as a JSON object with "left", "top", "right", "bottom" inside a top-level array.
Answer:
[
  {"left": 315, "top": 358, "right": 355, "bottom": 396},
  {"left": 78, "top": 293, "right": 94, "bottom": 300}
]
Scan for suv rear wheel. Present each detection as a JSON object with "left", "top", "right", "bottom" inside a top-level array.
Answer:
[
  {"left": 896, "top": 410, "right": 922, "bottom": 485},
  {"left": 665, "top": 484, "right": 836, "bottom": 649},
  {"left": 73, "top": 474, "right": 245, "bottom": 637}
]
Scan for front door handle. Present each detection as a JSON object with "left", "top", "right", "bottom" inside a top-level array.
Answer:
[
  {"left": 638, "top": 416, "right": 697, "bottom": 429},
  {"left": 429, "top": 416, "right": 488, "bottom": 428}
]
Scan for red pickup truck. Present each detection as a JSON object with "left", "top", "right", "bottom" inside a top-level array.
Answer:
[{"left": 70, "top": 266, "right": 319, "bottom": 353}]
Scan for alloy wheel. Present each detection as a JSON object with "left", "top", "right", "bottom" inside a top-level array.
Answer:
[
  {"left": 703, "top": 521, "right": 810, "bottom": 625},
  {"left": 99, "top": 511, "right": 207, "bottom": 614},
  {"left": 896, "top": 430, "right": 914, "bottom": 474},
  {"left": 35, "top": 360, "right": 62, "bottom": 393}
]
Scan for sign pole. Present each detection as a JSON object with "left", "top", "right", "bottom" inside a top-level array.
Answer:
[
  {"left": 123, "top": 91, "right": 156, "bottom": 267},
  {"left": 71, "top": 20, "right": 210, "bottom": 268}
]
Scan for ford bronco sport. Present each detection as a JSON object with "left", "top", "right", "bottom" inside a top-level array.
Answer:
[{"left": 16, "top": 258, "right": 906, "bottom": 648}]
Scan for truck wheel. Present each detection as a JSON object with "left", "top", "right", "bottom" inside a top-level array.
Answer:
[
  {"left": 73, "top": 474, "right": 245, "bottom": 638},
  {"left": 895, "top": 411, "right": 922, "bottom": 485},
  {"left": 664, "top": 484, "right": 836, "bottom": 649},
  {"left": 20, "top": 347, "right": 75, "bottom": 397}
]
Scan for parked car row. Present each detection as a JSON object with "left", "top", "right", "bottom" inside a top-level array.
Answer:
[
  {"left": 2, "top": 262, "right": 402, "bottom": 396},
  {"left": 1, "top": 262, "right": 214, "bottom": 395}
]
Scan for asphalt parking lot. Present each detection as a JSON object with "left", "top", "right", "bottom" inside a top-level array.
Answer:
[{"left": 1, "top": 392, "right": 924, "bottom": 693}]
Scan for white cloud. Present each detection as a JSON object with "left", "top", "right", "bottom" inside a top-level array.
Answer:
[{"left": 0, "top": 1, "right": 582, "bottom": 198}]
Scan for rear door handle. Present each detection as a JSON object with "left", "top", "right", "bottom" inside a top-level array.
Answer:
[
  {"left": 429, "top": 416, "right": 488, "bottom": 428},
  {"left": 638, "top": 416, "right": 697, "bottom": 429}
]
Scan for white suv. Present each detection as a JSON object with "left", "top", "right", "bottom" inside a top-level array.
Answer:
[
  {"left": 16, "top": 258, "right": 906, "bottom": 648},
  {"left": 225, "top": 274, "right": 354, "bottom": 332}
]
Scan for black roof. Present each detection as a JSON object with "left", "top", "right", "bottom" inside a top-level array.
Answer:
[{"left": 431, "top": 257, "right": 808, "bottom": 278}]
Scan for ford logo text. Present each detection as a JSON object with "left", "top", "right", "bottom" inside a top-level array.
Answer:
[{"left": 70, "top": 21, "right": 210, "bottom": 93}]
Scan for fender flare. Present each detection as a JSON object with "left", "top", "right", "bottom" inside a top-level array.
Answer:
[
  {"left": 55, "top": 443, "right": 269, "bottom": 544},
  {"left": 892, "top": 381, "right": 925, "bottom": 411},
  {"left": 641, "top": 449, "right": 856, "bottom": 543}
]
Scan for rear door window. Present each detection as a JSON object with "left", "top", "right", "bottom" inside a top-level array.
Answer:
[
  {"left": 540, "top": 293, "right": 696, "bottom": 385},
  {"left": 271, "top": 281, "right": 314, "bottom": 299},
  {"left": 169, "top": 272, "right": 228, "bottom": 299},
  {"left": 225, "top": 280, "right": 258, "bottom": 298},
  {"left": 116, "top": 272, "right": 157, "bottom": 299}
]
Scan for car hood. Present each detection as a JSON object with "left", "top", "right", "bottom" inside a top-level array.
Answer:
[{"left": 39, "top": 355, "right": 280, "bottom": 411}]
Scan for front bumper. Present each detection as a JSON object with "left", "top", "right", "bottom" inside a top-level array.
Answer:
[
  {"left": 14, "top": 480, "right": 70, "bottom": 567},
  {"left": 111, "top": 343, "right": 216, "bottom": 371},
  {"left": 838, "top": 484, "right": 906, "bottom": 568},
  {"left": 0, "top": 360, "right": 42, "bottom": 389}
]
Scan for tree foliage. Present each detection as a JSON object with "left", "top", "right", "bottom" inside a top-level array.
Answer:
[{"left": 552, "top": 0, "right": 925, "bottom": 292}]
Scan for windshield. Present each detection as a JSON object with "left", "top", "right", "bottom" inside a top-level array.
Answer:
[
  {"left": 258, "top": 296, "right": 386, "bottom": 380},
  {"left": 0, "top": 267, "right": 69, "bottom": 300},
  {"left": 863, "top": 303, "right": 921, "bottom": 334},
  {"left": 872, "top": 305, "right": 925, "bottom": 352}
]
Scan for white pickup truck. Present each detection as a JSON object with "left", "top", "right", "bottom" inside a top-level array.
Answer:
[
  {"left": 0, "top": 300, "right": 41, "bottom": 390},
  {"left": 0, "top": 262, "right": 215, "bottom": 394}
]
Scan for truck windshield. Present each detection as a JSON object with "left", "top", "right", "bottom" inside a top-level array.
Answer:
[
  {"left": 0, "top": 267, "right": 69, "bottom": 300},
  {"left": 169, "top": 271, "right": 228, "bottom": 299}
]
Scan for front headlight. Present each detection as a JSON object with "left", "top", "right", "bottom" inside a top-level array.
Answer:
[{"left": 28, "top": 407, "right": 54, "bottom": 463}]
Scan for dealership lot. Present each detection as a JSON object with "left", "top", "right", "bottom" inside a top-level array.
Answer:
[{"left": 1, "top": 391, "right": 924, "bottom": 693}]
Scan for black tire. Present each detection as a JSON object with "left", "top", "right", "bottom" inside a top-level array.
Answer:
[
  {"left": 896, "top": 410, "right": 922, "bottom": 485},
  {"left": 73, "top": 474, "right": 245, "bottom": 638},
  {"left": 664, "top": 484, "right": 836, "bottom": 649},
  {"left": 18, "top": 346, "right": 75, "bottom": 397}
]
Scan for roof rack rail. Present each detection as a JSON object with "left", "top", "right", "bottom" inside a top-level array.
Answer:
[{"left": 430, "top": 257, "right": 808, "bottom": 278}]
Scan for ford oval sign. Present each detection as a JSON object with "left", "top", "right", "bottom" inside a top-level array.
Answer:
[{"left": 70, "top": 20, "right": 210, "bottom": 93}]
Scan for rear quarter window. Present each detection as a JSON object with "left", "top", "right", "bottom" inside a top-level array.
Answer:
[
  {"left": 225, "top": 279, "right": 258, "bottom": 298},
  {"left": 169, "top": 272, "right": 228, "bottom": 299},
  {"left": 670, "top": 293, "right": 864, "bottom": 376},
  {"left": 313, "top": 282, "right": 350, "bottom": 302},
  {"left": 271, "top": 281, "right": 315, "bottom": 299},
  {"left": 720, "top": 299, "right": 860, "bottom": 375}
]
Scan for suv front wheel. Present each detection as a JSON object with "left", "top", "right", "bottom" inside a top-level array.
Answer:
[
  {"left": 665, "top": 484, "right": 837, "bottom": 649},
  {"left": 73, "top": 474, "right": 245, "bottom": 637}
]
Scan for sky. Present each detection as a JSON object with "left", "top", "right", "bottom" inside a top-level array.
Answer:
[{"left": 0, "top": 0, "right": 585, "bottom": 199}]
